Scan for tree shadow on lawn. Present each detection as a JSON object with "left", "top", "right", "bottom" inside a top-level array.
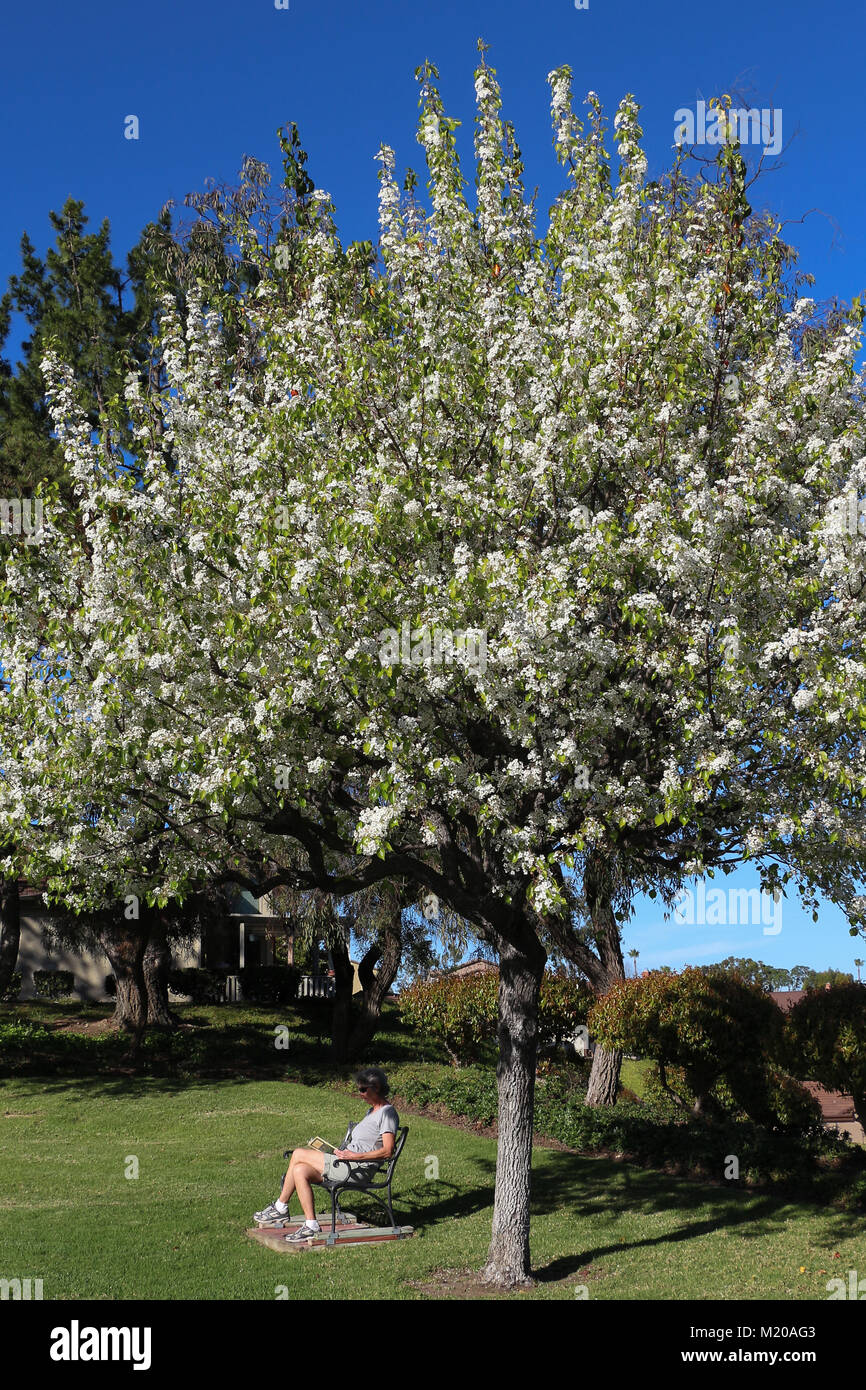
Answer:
[
  {"left": 0, "top": 1025, "right": 437, "bottom": 1080},
  {"left": 0, "top": 1070, "right": 353, "bottom": 1102},
  {"left": 461, "top": 1151, "right": 862, "bottom": 1283},
  {"left": 375, "top": 1146, "right": 860, "bottom": 1260},
  {"left": 0, "top": 1039, "right": 408, "bottom": 1089},
  {"left": 395, "top": 1177, "right": 495, "bottom": 1227}
]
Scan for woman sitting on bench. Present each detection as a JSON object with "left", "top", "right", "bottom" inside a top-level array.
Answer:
[{"left": 253, "top": 1067, "right": 399, "bottom": 1242}]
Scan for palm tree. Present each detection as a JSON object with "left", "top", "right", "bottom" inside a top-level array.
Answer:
[
  {"left": 627, "top": 948, "right": 640, "bottom": 977},
  {"left": 855, "top": 958, "right": 864, "bottom": 983}
]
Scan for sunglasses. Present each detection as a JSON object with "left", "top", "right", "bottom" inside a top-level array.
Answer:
[{"left": 358, "top": 1084, "right": 376, "bottom": 1092}]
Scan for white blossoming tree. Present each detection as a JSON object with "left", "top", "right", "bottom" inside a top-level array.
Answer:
[{"left": 2, "top": 49, "right": 866, "bottom": 1285}]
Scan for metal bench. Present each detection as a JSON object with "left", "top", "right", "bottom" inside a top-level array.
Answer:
[{"left": 283, "top": 1123, "right": 409, "bottom": 1237}]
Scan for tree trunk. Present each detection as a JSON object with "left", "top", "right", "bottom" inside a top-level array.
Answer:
[
  {"left": 99, "top": 920, "right": 150, "bottom": 1055},
  {"left": 346, "top": 914, "right": 403, "bottom": 1060},
  {"left": 480, "top": 931, "right": 546, "bottom": 1288},
  {"left": 656, "top": 1060, "right": 686, "bottom": 1110},
  {"left": 143, "top": 918, "right": 180, "bottom": 1029},
  {"left": 330, "top": 932, "right": 356, "bottom": 1063},
  {"left": 852, "top": 1089, "right": 866, "bottom": 1136},
  {"left": 586, "top": 1044, "right": 624, "bottom": 1107},
  {"left": 0, "top": 876, "right": 21, "bottom": 998},
  {"left": 583, "top": 852, "right": 627, "bottom": 1107}
]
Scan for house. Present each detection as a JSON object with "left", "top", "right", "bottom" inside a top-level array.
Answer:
[
  {"left": 769, "top": 991, "right": 864, "bottom": 1145},
  {"left": 13, "top": 881, "right": 286, "bottom": 1002},
  {"left": 800, "top": 1083, "right": 864, "bottom": 1144},
  {"left": 204, "top": 886, "right": 287, "bottom": 972},
  {"left": 430, "top": 956, "right": 498, "bottom": 981}
]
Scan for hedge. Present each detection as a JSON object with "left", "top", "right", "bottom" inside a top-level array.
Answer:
[
  {"left": 0, "top": 971, "right": 22, "bottom": 1002},
  {"left": 399, "top": 970, "right": 591, "bottom": 1066},
  {"left": 236, "top": 965, "right": 300, "bottom": 1004},
  {"left": 33, "top": 970, "right": 75, "bottom": 999}
]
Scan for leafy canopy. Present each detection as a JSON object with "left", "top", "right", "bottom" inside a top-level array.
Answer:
[{"left": 1, "top": 55, "right": 864, "bottom": 961}]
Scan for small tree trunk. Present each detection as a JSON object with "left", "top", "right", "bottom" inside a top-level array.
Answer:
[
  {"left": 583, "top": 851, "right": 626, "bottom": 1108},
  {"left": 656, "top": 1061, "right": 686, "bottom": 1110},
  {"left": 99, "top": 920, "right": 149, "bottom": 1056},
  {"left": 586, "top": 1044, "right": 624, "bottom": 1107},
  {"left": 330, "top": 933, "right": 355, "bottom": 1063},
  {"left": 345, "top": 914, "right": 403, "bottom": 1061},
  {"left": 143, "top": 918, "right": 180, "bottom": 1029},
  {"left": 0, "top": 876, "right": 22, "bottom": 998},
  {"left": 480, "top": 932, "right": 546, "bottom": 1289},
  {"left": 683, "top": 1063, "right": 722, "bottom": 1120},
  {"left": 689, "top": 1090, "right": 719, "bottom": 1120}
]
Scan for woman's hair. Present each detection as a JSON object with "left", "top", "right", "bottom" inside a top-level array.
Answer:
[{"left": 355, "top": 1066, "right": 389, "bottom": 1097}]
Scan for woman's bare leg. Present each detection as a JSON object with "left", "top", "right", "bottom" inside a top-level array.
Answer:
[
  {"left": 292, "top": 1163, "right": 320, "bottom": 1222},
  {"left": 279, "top": 1147, "right": 326, "bottom": 1210}
]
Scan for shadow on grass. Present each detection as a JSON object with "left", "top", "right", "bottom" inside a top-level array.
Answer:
[
  {"left": 455, "top": 1151, "right": 863, "bottom": 1282},
  {"left": 0, "top": 1000, "right": 451, "bottom": 1080}
]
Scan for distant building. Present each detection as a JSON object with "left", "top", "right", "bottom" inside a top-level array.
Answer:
[
  {"left": 769, "top": 991, "right": 864, "bottom": 1144},
  {"left": 13, "top": 881, "right": 287, "bottom": 1002},
  {"left": 430, "top": 956, "right": 498, "bottom": 981},
  {"left": 768, "top": 990, "right": 805, "bottom": 1013}
]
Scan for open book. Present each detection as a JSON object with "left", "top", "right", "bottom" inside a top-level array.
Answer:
[{"left": 307, "top": 1136, "right": 336, "bottom": 1154}]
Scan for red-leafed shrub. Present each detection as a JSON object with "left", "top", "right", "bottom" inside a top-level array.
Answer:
[
  {"left": 400, "top": 970, "right": 590, "bottom": 1066},
  {"left": 589, "top": 966, "right": 820, "bottom": 1128}
]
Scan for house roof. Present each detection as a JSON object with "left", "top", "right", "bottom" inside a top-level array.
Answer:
[
  {"left": 801, "top": 1082, "right": 858, "bottom": 1123},
  {"left": 431, "top": 957, "right": 498, "bottom": 978},
  {"left": 769, "top": 990, "right": 806, "bottom": 1012},
  {"left": 14, "top": 879, "right": 49, "bottom": 903},
  {"left": 14, "top": 878, "right": 284, "bottom": 917}
]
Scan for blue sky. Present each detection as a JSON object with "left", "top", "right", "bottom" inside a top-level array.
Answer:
[
  {"left": 3, "top": 0, "right": 863, "bottom": 315},
  {"left": 3, "top": 0, "right": 864, "bottom": 974},
  {"left": 625, "top": 871, "right": 863, "bottom": 978}
]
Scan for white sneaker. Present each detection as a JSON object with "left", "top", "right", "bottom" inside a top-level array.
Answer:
[
  {"left": 254, "top": 1202, "right": 288, "bottom": 1225},
  {"left": 284, "top": 1221, "right": 321, "bottom": 1242}
]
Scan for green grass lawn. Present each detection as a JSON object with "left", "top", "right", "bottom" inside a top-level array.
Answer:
[
  {"left": 0, "top": 998, "right": 468, "bottom": 1075},
  {"left": 1, "top": 1073, "right": 862, "bottom": 1301},
  {"left": 620, "top": 1058, "right": 651, "bottom": 1099}
]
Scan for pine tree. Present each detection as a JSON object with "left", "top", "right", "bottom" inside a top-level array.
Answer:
[{"left": 1, "top": 199, "right": 143, "bottom": 500}]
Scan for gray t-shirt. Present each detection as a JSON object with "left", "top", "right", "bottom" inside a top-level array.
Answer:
[{"left": 346, "top": 1103, "right": 399, "bottom": 1156}]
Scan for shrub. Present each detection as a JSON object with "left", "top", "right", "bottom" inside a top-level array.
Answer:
[
  {"left": 538, "top": 974, "right": 593, "bottom": 1048},
  {"left": 0, "top": 1019, "right": 55, "bottom": 1052},
  {"left": 167, "top": 967, "right": 226, "bottom": 1004},
  {"left": 399, "top": 974, "right": 498, "bottom": 1065},
  {"left": 236, "top": 965, "right": 300, "bottom": 1004},
  {"left": 388, "top": 1062, "right": 500, "bottom": 1125},
  {"left": 589, "top": 966, "right": 803, "bottom": 1124},
  {"left": 783, "top": 983, "right": 866, "bottom": 1129},
  {"left": 641, "top": 1058, "right": 823, "bottom": 1132},
  {"left": 399, "top": 970, "right": 589, "bottom": 1066},
  {"left": 1, "top": 971, "right": 22, "bottom": 1002},
  {"left": 33, "top": 970, "right": 75, "bottom": 999},
  {"left": 386, "top": 1058, "right": 866, "bottom": 1203}
]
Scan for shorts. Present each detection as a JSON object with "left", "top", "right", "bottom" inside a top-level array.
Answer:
[{"left": 322, "top": 1154, "right": 381, "bottom": 1185}]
